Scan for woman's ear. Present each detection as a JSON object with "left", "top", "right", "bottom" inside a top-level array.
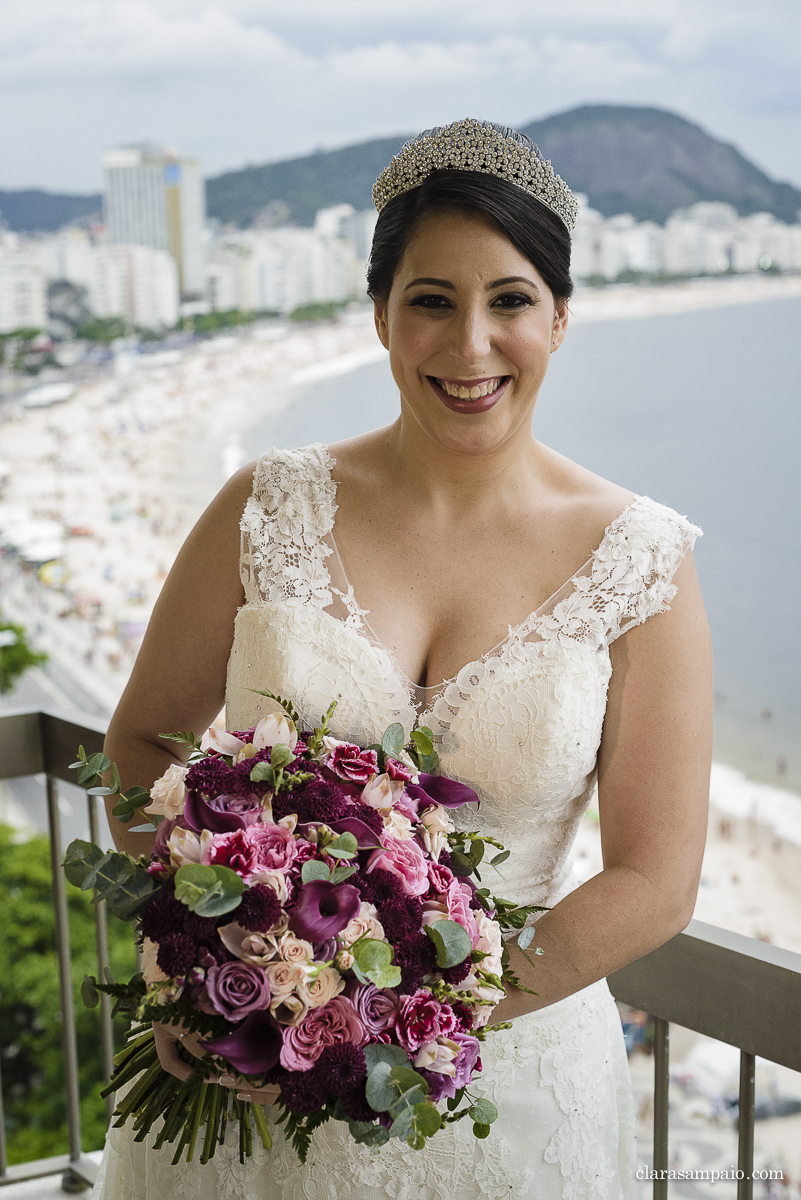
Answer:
[
  {"left": 550, "top": 299, "right": 569, "bottom": 353},
  {"left": 374, "top": 300, "right": 389, "bottom": 349}
]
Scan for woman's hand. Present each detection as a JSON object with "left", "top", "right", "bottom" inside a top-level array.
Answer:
[{"left": 152, "top": 1020, "right": 281, "bottom": 1104}]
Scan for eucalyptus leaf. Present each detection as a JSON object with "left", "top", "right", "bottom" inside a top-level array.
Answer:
[
  {"left": 410, "top": 728, "right": 434, "bottom": 756},
  {"left": 326, "top": 832, "right": 358, "bottom": 860},
  {"left": 365, "top": 1061, "right": 396, "bottom": 1112},
  {"left": 249, "top": 762, "right": 275, "bottom": 785},
  {"left": 62, "top": 839, "right": 105, "bottom": 887},
  {"left": 388, "top": 1105, "right": 415, "bottom": 1140},
  {"left": 518, "top": 927, "right": 535, "bottom": 949},
  {"left": 363, "top": 1043, "right": 409, "bottom": 1073},
  {"left": 102, "top": 870, "right": 155, "bottom": 920},
  {"left": 413, "top": 1101, "right": 441, "bottom": 1137},
  {"left": 270, "top": 743, "right": 293, "bottom": 769},
  {"left": 469, "top": 840, "right": 485, "bottom": 867},
  {"left": 468, "top": 1099, "right": 498, "bottom": 1125},
  {"left": 81, "top": 975, "right": 99, "bottom": 1009},
  {"left": 490, "top": 850, "right": 511, "bottom": 866},
  {"left": 424, "top": 919, "right": 472, "bottom": 968},
  {"left": 381, "top": 722, "right": 405, "bottom": 758},
  {"left": 449, "top": 851, "right": 474, "bottom": 878},
  {"left": 329, "top": 862, "right": 357, "bottom": 885},
  {"left": 87, "top": 785, "right": 114, "bottom": 796},
  {"left": 301, "top": 860, "right": 330, "bottom": 884},
  {"left": 390, "top": 1066, "right": 428, "bottom": 1095},
  {"left": 473, "top": 1122, "right": 491, "bottom": 1139},
  {"left": 128, "top": 823, "right": 156, "bottom": 834}
]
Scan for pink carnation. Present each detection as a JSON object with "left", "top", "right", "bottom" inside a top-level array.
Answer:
[
  {"left": 385, "top": 758, "right": 413, "bottom": 782},
  {"left": 395, "top": 989, "right": 458, "bottom": 1053},
  {"left": 203, "top": 829, "right": 259, "bottom": 878},
  {"left": 427, "top": 861, "right": 455, "bottom": 896},
  {"left": 246, "top": 823, "right": 298, "bottom": 874},
  {"left": 279, "top": 996, "right": 366, "bottom": 1071},
  {"left": 445, "top": 878, "right": 480, "bottom": 948},
  {"left": 367, "top": 836, "right": 429, "bottom": 896},
  {"left": 325, "top": 741, "right": 379, "bottom": 784}
]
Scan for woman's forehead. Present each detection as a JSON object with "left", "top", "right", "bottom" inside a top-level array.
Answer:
[{"left": 398, "top": 211, "right": 539, "bottom": 279}]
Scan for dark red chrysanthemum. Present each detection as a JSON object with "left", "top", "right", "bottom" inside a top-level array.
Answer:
[
  {"left": 279, "top": 1067, "right": 328, "bottom": 1115},
  {"left": 296, "top": 779, "right": 351, "bottom": 823},
  {"left": 356, "top": 867, "right": 405, "bottom": 907},
  {"left": 438, "top": 849, "right": 453, "bottom": 871},
  {"left": 314, "top": 1043, "right": 367, "bottom": 1093},
  {"left": 441, "top": 957, "right": 472, "bottom": 985},
  {"left": 139, "top": 887, "right": 186, "bottom": 941},
  {"left": 449, "top": 999, "right": 474, "bottom": 1032},
  {"left": 346, "top": 802, "right": 384, "bottom": 837},
  {"left": 182, "top": 911, "right": 218, "bottom": 943},
  {"left": 156, "top": 932, "right": 197, "bottom": 977},
  {"left": 238, "top": 883, "right": 282, "bottom": 932},
  {"left": 393, "top": 933, "right": 438, "bottom": 993},
  {"left": 339, "top": 1081, "right": 376, "bottom": 1123},
  {"left": 378, "top": 895, "right": 423, "bottom": 944}
]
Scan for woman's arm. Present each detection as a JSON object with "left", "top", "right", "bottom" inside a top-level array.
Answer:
[
  {"left": 102, "top": 461, "right": 258, "bottom": 856},
  {"left": 491, "top": 549, "right": 713, "bottom": 1020}
]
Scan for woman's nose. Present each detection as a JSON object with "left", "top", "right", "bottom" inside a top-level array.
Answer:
[{"left": 447, "top": 307, "right": 492, "bottom": 367}]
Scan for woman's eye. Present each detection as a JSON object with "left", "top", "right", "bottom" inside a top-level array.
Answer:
[
  {"left": 409, "top": 294, "right": 452, "bottom": 309},
  {"left": 492, "top": 292, "right": 533, "bottom": 309}
]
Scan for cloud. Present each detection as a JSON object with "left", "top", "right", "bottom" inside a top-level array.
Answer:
[{"left": 0, "top": 0, "right": 799, "bottom": 191}]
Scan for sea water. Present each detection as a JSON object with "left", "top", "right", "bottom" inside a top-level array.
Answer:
[{"left": 243, "top": 296, "right": 801, "bottom": 798}]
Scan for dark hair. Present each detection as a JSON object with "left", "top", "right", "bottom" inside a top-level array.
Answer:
[{"left": 366, "top": 162, "right": 573, "bottom": 305}]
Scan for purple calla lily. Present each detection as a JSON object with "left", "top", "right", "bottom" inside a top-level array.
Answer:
[
  {"left": 289, "top": 880, "right": 361, "bottom": 941},
  {"left": 202, "top": 1009, "right": 282, "bottom": 1075},
  {"left": 184, "top": 790, "right": 248, "bottom": 833},
  {"left": 407, "top": 772, "right": 480, "bottom": 810},
  {"left": 326, "top": 816, "right": 382, "bottom": 849}
]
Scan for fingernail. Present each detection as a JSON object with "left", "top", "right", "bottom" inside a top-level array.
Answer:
[
  {"left": 238, "top": 1092, "right": 252, "bottom": 1101},
  {"left": 219, "top": 1075, "right": 236, "bottom": 1087}
]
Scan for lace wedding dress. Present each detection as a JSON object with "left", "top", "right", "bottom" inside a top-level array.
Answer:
[{"left": 93, "top": 442, "right": 701, "bottom": 1200}]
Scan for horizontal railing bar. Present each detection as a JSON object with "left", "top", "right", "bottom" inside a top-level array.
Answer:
[
  {"left": 0, "top": 706, "right": 106, "bottom": 783},
  {"left": 608, "top": 918, "right": 801, "bottom": 1071},
  {"left": 0, "top": 1152, "right": 99, "bottom": 1187},
  {"left": 0, "top": 709, "right": 44, "bottom": 780}
]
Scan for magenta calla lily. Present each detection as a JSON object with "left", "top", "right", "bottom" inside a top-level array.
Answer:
[
  {"left": 326, "top": 816, "right": 382, "bottom": 849},
  {"left": 202, "top": 1009, "right": 282, "bottom": 1075},
  {"left": 407, "top": 773, "right": 480, "bottom": 810},
  {"left": 289, "top": 880, "right": 362, "bottom": 940}
]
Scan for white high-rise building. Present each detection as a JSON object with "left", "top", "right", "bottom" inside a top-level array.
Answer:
[
  {"left": 0, "top": 234, "right": 47, "bottom": 334},
  {"left": 103, "top": 145, "right": 206, "bottom": 298}
]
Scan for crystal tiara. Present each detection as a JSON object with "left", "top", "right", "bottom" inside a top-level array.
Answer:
[{"left": 372, "top": 117, "right": 579, "bottom": 233}]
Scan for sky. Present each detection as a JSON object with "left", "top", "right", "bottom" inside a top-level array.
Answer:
[{"left": 2, "top": 0, "right": 800, "bottom": 194}]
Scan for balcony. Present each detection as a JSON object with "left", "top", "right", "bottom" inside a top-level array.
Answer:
[{"left": 1, "top": 707, "right": 800, "bottom": 1198}]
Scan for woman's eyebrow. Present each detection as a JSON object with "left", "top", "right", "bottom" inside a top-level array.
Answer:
[
  {"left": 403, "top": 277, "right": 455, "bottom": 291},
  {"left": 488, "top": 276, "right": 540, "bottom": 291}
]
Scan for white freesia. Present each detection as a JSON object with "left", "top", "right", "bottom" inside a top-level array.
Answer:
[
  {"left": 361, "top": 772, "right": 404, "bottom": 811},
  {"left": 200, "top": 727, "right": 247, "bottom": 756},
  {"left": 414, "top": 1037, "right": 460, "bottom": 1075},
  {"left": 383, "top": 808, "right": 415, "bottom": 839},
  {"left": 455, "top": 971, "right": 505, "bottom": 1025},
  {"left": 167, "top": 827, "right": 213, "bottom": 869},
  {"left": 144, "top": 763, "right": 188, "bottom": 820},
  {"left": 418, "top": 804, "right": 454, "bottom": 861},
  {"left": 253, "top": 711, "right": 298, "bottom": 752}
]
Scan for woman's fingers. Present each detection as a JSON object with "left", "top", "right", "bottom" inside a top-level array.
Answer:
[
  {"left": 153, "top": 1023, "right": 279, "bottom": 1103},
  {"left": 236, "top": 1086, "right": 282, "bottom": 1106},
  {"left": 152, "top": 1021, "right": 194, "bottom": 1081}
]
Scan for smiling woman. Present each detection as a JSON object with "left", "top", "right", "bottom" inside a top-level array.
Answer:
[{"left": 92, "top": 119, "right": 712, "bottom": 1200}]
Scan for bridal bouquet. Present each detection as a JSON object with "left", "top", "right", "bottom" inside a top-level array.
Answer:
[{"left": 64, "top": 692, "right": 546, "bottom": 1164}]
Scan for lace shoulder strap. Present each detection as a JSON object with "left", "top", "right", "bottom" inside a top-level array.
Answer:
[
  {"left": 537, "top": 496, "right": 702, "bottom": 648},
  {"left": 238, "top": 442, "right": 337, "bottom": 607}
]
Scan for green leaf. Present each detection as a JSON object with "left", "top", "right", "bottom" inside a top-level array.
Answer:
[
  {"left": 111, "top": 801, "right": 134, "bottom": 821},
  {"left": 81, "top": 852, "right": 131, "bottom": 894},
  {"left": 446, "top": 1087, "right": 466, "bottom": 1111},
  {"left": 473, "top": 1122, "right": 491, "bottom": 1139},
  {"left": 329, "top": 862, "right": 357, "bottom": 885},
  {"left": 326, "top": 832, "right": 358, "bottom": 860},
  {"left": 424, "top": 919, "right": 472, "bottom": 968},
  {"left": 124, "top": 787, "right": 153, "bottom": 808},
  {"left": 81, "top": 975, "right": 100, "bottom": 1008},
  {"left": 468, "top": 1099, "right": 498, "bottom": 1125},
  {"left": 417, "top": 751, "right": 439, "bottom": 773},
  {"left": 365, "top": 1062, "right": 396, "bottom": 1112},
  {"left": 390, "top": 1066, "right": 428, "bottom": 1095},
  {"left": 388, "top": 1105, "right": 415, "bottom": 1139},
  {"left": 449, "top": 851, "right": 474, "bottom": 877},
  {"left": 270, "top": 743, "right": 293, "bottom": 769},
  {"left": 159, "top": 730, "right": 201, "bottom": 750},
  {"left": 469, "top": 840, "right": 485, "bottom": 868},
  {"left": 348, "top": 1121, "right": 389, "bottom": 1149},
  {"left": 62, "top": 838, "right": 105, "bottom": 887},
  {"left": 102, "top": 870, "right": 155, "bottom": 920},
  {"left": 301, "top": 860, "right": 330, "bottom": 883},
  {"left": 249, "top": 762, "right": 275, "bottom": 785},
  {"left": 87, "top": 785, "right": 114, "bottom": 796},
  {"left": 518, "top": 927, "right": 535, "bottom": 950},
  {"left": 412, "top": 1100, "right": 441, "bottom": 1137},
  {"left": 410, "top": 728, "right": 434, "bottom": 756},
  {"left": 490, "top": 850, "right": 510, "bottom": 866},
  {"left": 363, "top": 1043, "right": 409, "bottom": 1073},
  {"left": 381, "top": 722, "right": 405, "bottom": 758},
  {"left": 128, "top": 823, "right": 156, "bottom": 834},
  {"left": 174, "top": 863, "right": 244, "bottom": 917},
  {"left": 353, "top": 939, "right": 402, "bottom": 989}
]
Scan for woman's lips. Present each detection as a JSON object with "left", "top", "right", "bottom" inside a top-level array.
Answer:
[{"left": 427, "top": 376, "right": 510, "bottom": 414}]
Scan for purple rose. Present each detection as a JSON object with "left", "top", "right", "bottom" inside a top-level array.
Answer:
[
  {"left": 280, "top": 996, "right": 366, "bottom": 1071},
  {"left": 203, "top": 1010, "right": 282, "bottom": 1075},
  {"left": 289, "top": 880, "right": 361, "bottom": 941},
  {"left": 325, "top": 741, "right": 379, "bottom": 784},
  {"left": 205, "top": 960, "right": 271, "bottom": 1021},
  {"left": 347, "top": 982, "right": 399, "bottom": 1035},
  {"left": 423, "top": 1030, "right": 481, "bottom": 1101}
]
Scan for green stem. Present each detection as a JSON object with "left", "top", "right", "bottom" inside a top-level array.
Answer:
[
  {"left": 250, "top": 1101, "right": 273, "bottom": 1152},
  {"left": 200, "top": 1082, "right": 221, "bottom": 1164},
  {"left": 186, "top": 1081, "right": 209, "bottom": 1163}
]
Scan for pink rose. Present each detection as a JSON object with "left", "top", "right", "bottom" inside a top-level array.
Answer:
[
  {"left": 395, "top": 989, "right": 458, "bottom": 1053},
  {"left": 203, "top": 829, "right": 259, "bottom": 878},
  {"left": 445, "top": 878, "right": 480, "bottom": 948},
  {"left": 246, "top": 823, "right": 298, "bottom": 874},
  {"left": 279, "top": 996, "right": 366, "bottom": 1071},
  {"left": 367, "top": 836, "right": 429, "bottom": 896},
  {"left": 427, "top": 861, "right": 455, "bottom": 896},
  {"left": 323, "top": 738, "right": 379, "bottom": 784}
]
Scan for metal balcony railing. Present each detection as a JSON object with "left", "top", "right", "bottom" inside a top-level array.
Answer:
[{"left": 1, "top": 707, "right": 800, "bottom": 1198}]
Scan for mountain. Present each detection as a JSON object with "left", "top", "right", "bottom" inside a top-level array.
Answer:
[
  {"left": 520, "top": 106, "right": 801, "bottom": 225},
  {"left": 0, "top": 189, "right": 101, "bottom": 233},
  {"left": 204, "top": 105, "right": 801, "bottom": 229}
]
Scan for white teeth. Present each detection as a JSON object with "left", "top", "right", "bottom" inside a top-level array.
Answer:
[{"left": 437, "top": 378, "right": 501, "bottom": 399}]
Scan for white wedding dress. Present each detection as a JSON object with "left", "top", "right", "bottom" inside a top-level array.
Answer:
[{"left": 93, "top": 442, "right": 701, "bottom": 1200}]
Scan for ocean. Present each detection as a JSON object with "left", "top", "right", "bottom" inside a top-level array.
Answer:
[{"left": 242, "top": 297, "right": 801, "bottom": 795}]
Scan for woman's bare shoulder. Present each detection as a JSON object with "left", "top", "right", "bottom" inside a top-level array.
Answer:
[{"left": 538, "top": 443, "right": 638, "bottom": 557}]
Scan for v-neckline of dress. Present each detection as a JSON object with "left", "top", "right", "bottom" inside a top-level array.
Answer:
[{"left": 316, "top": 443, "right": 643, "bottom": 709}]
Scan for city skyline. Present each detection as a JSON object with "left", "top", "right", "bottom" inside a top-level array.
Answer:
[{"left": 2, "top": 0, "right": 800, "bottom": 194}]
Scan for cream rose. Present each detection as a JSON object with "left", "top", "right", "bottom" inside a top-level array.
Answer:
[
  {"left": 278, "top": 933, "right": 314, "bottom": 965},
  {"left": 383, "top": 808, "right": 415, "bottom": 840},
  {"left": 298, "top": 966, "right": 345, "bottom": 1009},
  {"left": 265, "top": 960, "right": 306, "bottom": 1000},
  {"left": 474, "top": 911, "right": 503, "bottom": 977},
  {"left": 145, "top": 763, "right": 189, "bottom": 820},
  {"left": 218, "top": 922, "right": 283, "bottom": 965},
  {"left": 338, "top": 902, "right": 385, "bottom": 946}
]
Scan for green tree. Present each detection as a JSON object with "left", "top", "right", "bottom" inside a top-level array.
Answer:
[
  {"left": 0, "top": 618, "right": 48, "bottom": 695},
  {"left": 0, "top": 825, "right": 138, "bottom": 1163}
]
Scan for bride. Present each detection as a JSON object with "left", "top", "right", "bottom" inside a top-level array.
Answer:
[{"left": 94, "top": 119, "right": 712, "bottom": 1199}]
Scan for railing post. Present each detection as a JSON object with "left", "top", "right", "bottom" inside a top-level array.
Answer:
[
  {"left": 46, "top": 775, "right": 85, "bottom": 1187},
  {"left": 0, "top": 1051, "right": 7, "bottom": 1179},
  {"left": 87, "top": 792, "right": 115, "bottom": 1123},
  {"left": 652, "top": 1016, "right": 669, "bottom": 1200},
  {"left": 737, "top": 1050, "right": 755, "bottom": 1200}
]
